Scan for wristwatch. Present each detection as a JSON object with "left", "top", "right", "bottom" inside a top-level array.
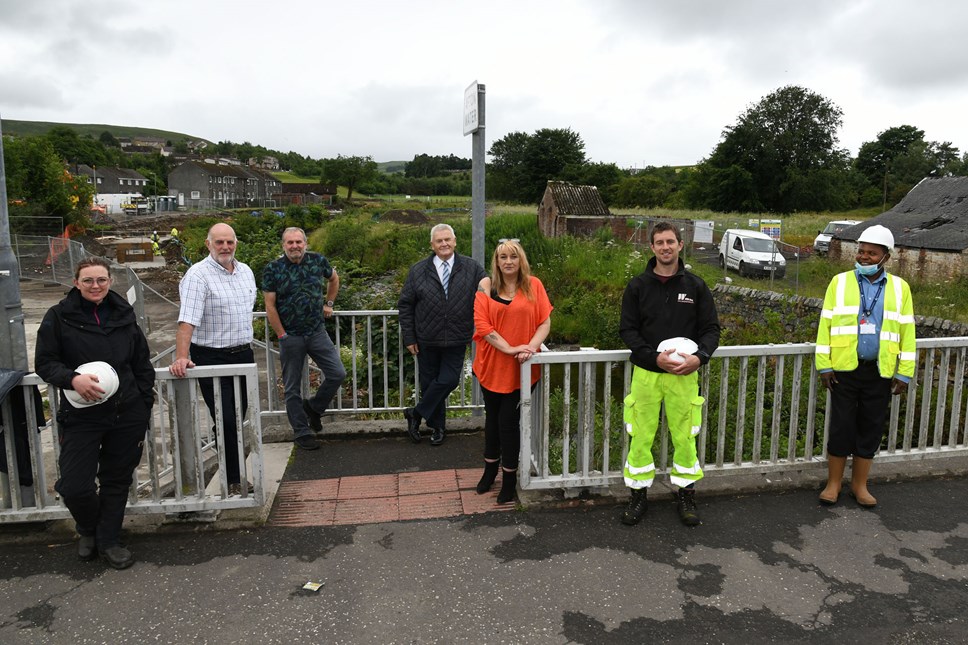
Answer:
[{"left": 326, "top": 300, "right": 335, "bottom": 307}]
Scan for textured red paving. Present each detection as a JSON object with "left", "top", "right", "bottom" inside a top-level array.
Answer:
[{"left": 269, "top": 468, "right": 514, "bottom": 527}]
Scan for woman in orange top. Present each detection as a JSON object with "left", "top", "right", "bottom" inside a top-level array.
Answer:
[{"left": 472, "top": 239, "right": 552, "bottom": 503}]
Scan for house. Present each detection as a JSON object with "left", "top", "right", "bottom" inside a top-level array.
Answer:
[
  {"left": 75, "top": 165, "right": 149, "bottom": 194},
  {"left": 74, "top": 165, "right": 150, "bottom": 214},
  {"left": 830, "top": 177, "right": 968, "bottom": 281},
  {"left": 249, "top": 156, "right": 280, "bottom": 171},
  {"left": 537, "top": 181, "right": 612, "bottom": 237},
  {"left": 168, "top": 160, "right": 282, "bottom": 209}
]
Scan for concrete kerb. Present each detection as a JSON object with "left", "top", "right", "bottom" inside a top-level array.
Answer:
[{"left": 516, "top": 452, "right": 968, "bottom": 508}]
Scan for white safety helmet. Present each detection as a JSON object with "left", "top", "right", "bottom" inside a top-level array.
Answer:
[
  {"left": 64, "top": 361, "right": 120, "bottom": 408},
  {"left": 656, "top": 337, "right": 699, "bottom": 363},
  {"left": 857, "top": 224, "right": 894, "bottom": 251}
]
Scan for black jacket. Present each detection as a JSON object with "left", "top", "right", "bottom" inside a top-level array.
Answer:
[
  {"left": 619, "top": 257, "right": 721, "bottom": 373},
  {"left": 35, "top": 288, "right": 155, "bottom": 422},
  {"left": 398, "top": 253, "right": 486, "bottom": 348}
]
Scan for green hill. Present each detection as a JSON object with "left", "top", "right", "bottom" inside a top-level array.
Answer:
[
  {"left": 378, "top": 160, "right": 407, "bottom": 174},
  {"left": 0, "top": 118, "right": 211, "bottom": 145}
]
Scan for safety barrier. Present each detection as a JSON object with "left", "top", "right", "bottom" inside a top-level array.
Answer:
[
  {"left": 0, "top": 365, "right": 263, "bottom": 523},
  {"left": 519, "top": 337, "right": 968, "bottom": 490},
  {"left": 255, "top": 310, "right": 482, "bottom": 420}
]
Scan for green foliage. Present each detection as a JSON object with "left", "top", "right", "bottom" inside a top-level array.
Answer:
[
  {"left": 405, "top": 153, "right": 471, "bottom": 178},
  {"left": 2, "top": 136, "right": 92, "bottom": 226},
  {"left": 320, "top": 154, "right": 379, "bottom": 201},
  {"left": 688, "top": 85, "right": 854, "bottom": 213},
  {"left": 488, "top": 128, "right": 587, "bottom": 203}
]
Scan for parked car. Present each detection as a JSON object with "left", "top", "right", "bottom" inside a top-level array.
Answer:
[
  {"left": 719, "top": 229, "right": 786, "bottom": 278},
  {"left": 813, "top": 220, "right": 861, "bottom": 255}
]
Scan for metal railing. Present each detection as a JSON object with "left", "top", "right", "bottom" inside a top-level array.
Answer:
[
  {"left": 519, "top": 337, "right": 968, "bottom": 490},
  {"left": 0, "top": 365, "right": 264, "bottom": 523},
  {"left": 255, "top": 310, "right": 482, "bottom": 420}
]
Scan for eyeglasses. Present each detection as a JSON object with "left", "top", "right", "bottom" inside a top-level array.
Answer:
[
  {"left": 79, "top": 277, "right": 111, "bottom": 287},
  {"left": 498, "top": 238, "right": 520, "bottom": 244}
]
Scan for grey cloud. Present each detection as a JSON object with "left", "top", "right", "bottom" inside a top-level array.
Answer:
[{"left": 0, "top": 72, "right": 67, "bottom": 110}]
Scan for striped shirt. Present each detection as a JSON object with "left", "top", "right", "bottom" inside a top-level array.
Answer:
[{"left": 178, "top": 255, "right": 257, "bottom": 348}]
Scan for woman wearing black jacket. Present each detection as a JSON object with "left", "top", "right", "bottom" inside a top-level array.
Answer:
[{"left": 35, "top": 258, "right": 154, "bottom": 569}]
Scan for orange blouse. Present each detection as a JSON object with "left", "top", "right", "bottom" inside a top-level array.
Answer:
[{"left": 472, "top": 276, "right": 553, "bottom": 394}]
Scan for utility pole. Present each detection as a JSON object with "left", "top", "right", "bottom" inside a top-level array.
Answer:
[
  {"left": 0, "top": 116, "right": 29, "bottom": 371},
  {"left": 464, "top": 81, "right": 485, "bottom": 266}
]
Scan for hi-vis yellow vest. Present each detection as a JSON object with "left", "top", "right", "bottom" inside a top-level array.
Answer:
[{"left": 815, "top": 271, "right": 916, "bottom": 379}]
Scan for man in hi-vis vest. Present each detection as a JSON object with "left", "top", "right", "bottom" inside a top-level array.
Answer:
[{"left": 815, "top": 224, "right": 916, "bottom": 508}]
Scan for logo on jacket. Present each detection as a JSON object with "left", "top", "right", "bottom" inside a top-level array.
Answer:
[{"left": 677, "top": 293, "right": 694, "bottom": 304}]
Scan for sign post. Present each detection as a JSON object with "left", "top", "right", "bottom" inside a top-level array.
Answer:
[{"left": 463, "top": 81, "right": 485, "bottom": 266}]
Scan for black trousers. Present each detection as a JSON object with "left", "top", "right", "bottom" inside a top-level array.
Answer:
[
  {"left": 414, "top": 345, "right": 466, "bottom": 431},
  {"left": 480, "top": 385, "right": 523, "bottom": 470},
  {"left": 55, "top": 402, "right": 147, "bottom": 548},
  {"left": 190, "top": 344, "right": 253, "bottom": 485},
  {"left": 827, "top": 362, "right": 893, "bottom": 458}
]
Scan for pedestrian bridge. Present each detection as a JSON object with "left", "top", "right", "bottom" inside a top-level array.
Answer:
[{"left": 3, "top": 307, "right": 968, "bottom": 523}]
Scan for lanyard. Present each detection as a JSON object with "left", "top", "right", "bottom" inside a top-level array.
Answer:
[{"left": 857, "top": 275, "right": 884, "bottom": 318}]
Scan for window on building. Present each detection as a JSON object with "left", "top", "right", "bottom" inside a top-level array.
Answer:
[{"left": 191, "top": 191, "right": 200, "bottom": 199}]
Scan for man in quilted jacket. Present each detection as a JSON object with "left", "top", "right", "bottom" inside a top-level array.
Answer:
[{"left": 398, "top": 224, "right": 486, "bottom": 445}]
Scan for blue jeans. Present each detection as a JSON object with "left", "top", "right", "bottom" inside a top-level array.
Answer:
[{"left": 280, "top": 329, "right": 346, "bottom": 438}]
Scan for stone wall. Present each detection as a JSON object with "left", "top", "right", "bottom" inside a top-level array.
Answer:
[{"left": 713, "top": 284, "right": 968, "bottom": 340}]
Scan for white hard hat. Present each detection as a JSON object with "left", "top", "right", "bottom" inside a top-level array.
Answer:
[
  {"left": 857, "top": 224, "right": 894, "bottom": 251},
  {"left": 656, "top": 337, "right": 699, "bottom": 363},
  {"left": 64, "top": 361, "right": 120, "bottom": 408}
]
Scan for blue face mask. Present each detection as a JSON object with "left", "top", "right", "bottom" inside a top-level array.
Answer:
[{"left": 855, "top": 261, "right": 881, "bottom": 276}]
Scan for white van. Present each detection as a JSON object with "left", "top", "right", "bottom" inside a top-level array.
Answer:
[
  {"left": 813, "top": 220, "right": 861, "bottom": 255},
  {"left": 718, "top": 229, "right": 786, "bottom": 278}
]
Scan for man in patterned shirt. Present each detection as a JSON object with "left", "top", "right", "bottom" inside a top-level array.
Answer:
[
  {"left": 263, "top": 227, "right": 346, "bottom": 450},
  {"left": 169, "top": 223, "right": 257, "bottom": 494}
]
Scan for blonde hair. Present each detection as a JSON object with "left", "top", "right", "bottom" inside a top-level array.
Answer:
[{"left": 490, "top": 240, "right": 534, "bottom": 301}]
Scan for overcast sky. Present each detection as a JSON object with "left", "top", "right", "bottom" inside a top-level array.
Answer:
[{"left": 2, "top": 0, "right": 966, "bottom": 169}]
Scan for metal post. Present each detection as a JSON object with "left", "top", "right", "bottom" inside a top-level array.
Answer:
[
  {"left": 470, "top": 84, "right": 486, "bottom": 267},
  {"left": 0, "top": 117, "right": 29, "bottom": 372}
]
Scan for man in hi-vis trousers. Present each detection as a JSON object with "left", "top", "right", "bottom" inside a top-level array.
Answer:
[{"left": 619, "top": 221, "right": 721, "bottom": 527}]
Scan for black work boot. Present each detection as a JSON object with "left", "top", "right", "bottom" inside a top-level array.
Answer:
[
  {"left": 620, "top": 488, "right": 648, "bottom": 525},
  {"left": 676, "top": 487, "right": 701, "bottom": 526}
]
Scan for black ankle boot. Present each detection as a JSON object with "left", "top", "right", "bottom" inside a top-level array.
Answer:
[
  {"left": 621, "top": 488, "right": 648, "bottom": 525},
  {"left": 476, "top": 461, "right": 500, "bottom": 494},
  {"left": 496, "top": 470, "right": 517, "bottom": 504}
]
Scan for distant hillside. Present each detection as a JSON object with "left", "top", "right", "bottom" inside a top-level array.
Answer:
[
  {"left": 378, "top": 160, "right": 407, "bottom": 174},
  {"left": 0, "top": 118, "right": 211, "bottom": 145}
]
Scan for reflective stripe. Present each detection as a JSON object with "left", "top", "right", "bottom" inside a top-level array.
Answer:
[
  {"left": 898, "top": 314, "right": 915, "bottom": 324},
  {"left": 625, "top": 461, "right": 655, "bottom": 475},
  {"left": 624, "top": 476, "right": 652, "bottom": 489},
  {"left": 672, "top": 459, "right": 702, "bottom": 475},
  {"left": 670, "top": 474, "right": 700, "bottom": 488},
  {"left": 832, "top": 305, "right": 860, "bottom": 316},
  {"left": 880, "top": 331, "right": 900, "bottom": 343},
  {"left": 830, "top": 326, "right": 857, "bottom": 336},
  {"left": 821, "top": 309, "right": 834, "bottom": 319},
  {"left": 900, "top": 351, "right": 917, "bottom": 361},
  {"left": 884, "top": 310, "right": 901, "bottom": 321},
  {"left": 625, "top": 422, "right": 633, "bottom": 435},
  {"left": 691, "top": 424, "right": 701, "bottom": 437},
  {"left": 815, "top": 345, "right": 830, "bottom": 354}
]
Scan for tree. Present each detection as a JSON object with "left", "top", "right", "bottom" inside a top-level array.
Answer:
[
  {"left": 3, "top": 136, "right": 92, "bottom": 225},
  {"left": 689, "top": 85, "right": 851, "bottom": 213},
  {"left": 320, "top": 154, "right": 378, "bottom": 200},
  {"left": 855, "top": 125, "right": 962, "bottom": 208},
  {"left": 488, "top": 128, "right": 586, "bottom": 203}
]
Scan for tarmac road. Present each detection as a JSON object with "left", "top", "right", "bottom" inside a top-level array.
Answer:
[{"left": 2, "top": 432, "right": 967, "bottom": 644}]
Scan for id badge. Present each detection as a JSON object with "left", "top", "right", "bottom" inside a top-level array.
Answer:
[{"left": 859, "top": 323, "right": 876, "bottom": 335}]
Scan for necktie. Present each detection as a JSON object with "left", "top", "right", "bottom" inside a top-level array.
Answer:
[{"left": 441, "top": 261, "right": 450, "bottom": 297}]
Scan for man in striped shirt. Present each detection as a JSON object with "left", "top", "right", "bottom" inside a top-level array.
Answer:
[{"left": 169, "top": 223, "right": 257, "bottom": 495}]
